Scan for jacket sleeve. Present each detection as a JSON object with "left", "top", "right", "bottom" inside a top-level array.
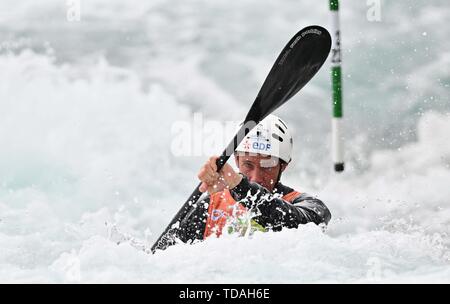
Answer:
[
  {"left": 230, "top": 176, "right": 331, "bottom": 231},
  {"left": 153, "top": 197, "right": 209, "bottom": 251},
  {"left": 176, "top": 196, "right": 210, "bottom": 243}
]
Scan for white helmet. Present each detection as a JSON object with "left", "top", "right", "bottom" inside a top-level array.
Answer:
[{"left": 235, "top": 114, "right": 293, "bottom": 163}]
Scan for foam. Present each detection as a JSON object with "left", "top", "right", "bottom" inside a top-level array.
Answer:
[{"left": 1, "top": 0, "right": 449, "bottom": 283}]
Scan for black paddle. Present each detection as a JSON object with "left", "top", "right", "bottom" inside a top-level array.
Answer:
[{"left": 151, "top": 25, "right": 332, "bottom": 253}]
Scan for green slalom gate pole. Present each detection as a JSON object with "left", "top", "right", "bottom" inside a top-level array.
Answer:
[{"left": 330, "top": 0, "right": 344, "bottom": 172}]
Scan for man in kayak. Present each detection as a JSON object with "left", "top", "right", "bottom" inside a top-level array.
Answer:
[{"left": 176, "top": 114, "right": 331, "bottom": 243}]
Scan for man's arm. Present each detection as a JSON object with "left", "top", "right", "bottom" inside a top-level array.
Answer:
[
  {"left": 176, "top": 196, "right": 210, "bottom": 243},
  {"left": 230, "top": 176, "right": 331, "bottom": 231}
]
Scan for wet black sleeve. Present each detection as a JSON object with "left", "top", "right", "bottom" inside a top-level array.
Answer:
[
  {"left": 176, "top": 196, "right": 210, "bottom": 243},
  {"left": 153, "top": 197, "right": 209, "bottom": 251},
  {"left": 230, "top": 176, "right": 331, "bottom": 231}
]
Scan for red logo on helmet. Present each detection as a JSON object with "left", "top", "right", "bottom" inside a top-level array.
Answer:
[{"left": 243, "top": 140, "right": 250, "bottom": 150}]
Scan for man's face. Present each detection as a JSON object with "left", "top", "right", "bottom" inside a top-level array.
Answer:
[{"left": 235, "top": 153, "right": 286, "bottom": 191}]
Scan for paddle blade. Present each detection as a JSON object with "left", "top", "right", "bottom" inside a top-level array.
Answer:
[{"left": 245, "top": 25, "right": 332, "bottom": 123}]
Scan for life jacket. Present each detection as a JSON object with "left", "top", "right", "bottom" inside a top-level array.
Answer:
[{"left": 203, "top": 189, "right": 301, "bottom": 239}]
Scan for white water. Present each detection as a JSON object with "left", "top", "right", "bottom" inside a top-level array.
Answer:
[{"left": 0, "top": 0, "right": 449, "bottom": 283}]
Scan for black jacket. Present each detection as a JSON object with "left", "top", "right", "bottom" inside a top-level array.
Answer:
[{"left": 175, "top": 176, "right": 331, "bottom": 244}]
